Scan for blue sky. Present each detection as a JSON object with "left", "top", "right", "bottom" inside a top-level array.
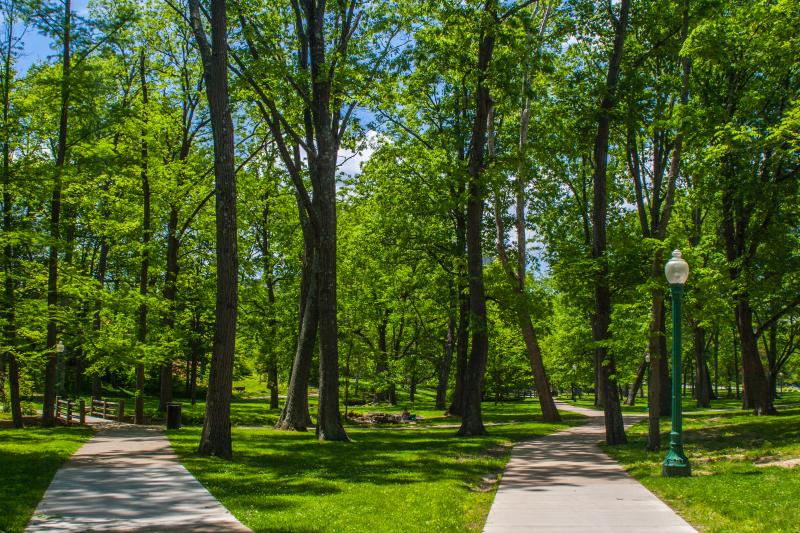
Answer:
[{"left": 16, "top": 0, "right": 89, "bottom": 72}]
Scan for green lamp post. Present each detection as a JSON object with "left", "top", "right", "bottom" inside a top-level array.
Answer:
[{"left": 663, "top": 250, "right": 691, "bottom": 477}]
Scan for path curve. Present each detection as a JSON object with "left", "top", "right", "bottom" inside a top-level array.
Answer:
[
  {"left": 26, "top": 425, "right": 250, "bottom": 532},
  {"left": 483, "top": 401, "right": 696, "bottom": 532}
]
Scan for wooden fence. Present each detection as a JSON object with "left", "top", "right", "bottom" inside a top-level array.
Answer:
[
  {"left": 55, "top": 397, "right": 85, "bottom": 425},
  {"left": 89, "top": 397, "right": 125, "bottom": 422}
]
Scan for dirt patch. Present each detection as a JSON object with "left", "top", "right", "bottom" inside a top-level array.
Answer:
[
  {"left": 483, "top": 443, "right": 513, "bottom": 459},
  {"left": 346, "top": 412, "right": 402, "bottom": 425},
  {"left": 754, "top": 457, "right": 800, "bottom": 468},
  {"left": 472, "top": 472, "right": 500, "bottom": 492}
]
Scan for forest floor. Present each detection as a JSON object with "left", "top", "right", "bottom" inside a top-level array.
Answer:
[{"left": 603, "top": 404, "right": 800, "bottom": 532}]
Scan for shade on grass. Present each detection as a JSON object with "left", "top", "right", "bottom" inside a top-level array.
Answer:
[
  {"left": 604, "top": 407, "right": 800, "bottom": 533},
  {"left": 0, "top": 426, "right": 94, "bottom": 533},
  {"left": 169, "top": 402, "right": 580, "bottom": 532}
]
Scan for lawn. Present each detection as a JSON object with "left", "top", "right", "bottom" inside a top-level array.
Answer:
[
  {"left": 604, "top": 407, "right": 800, "bottom": 533},
  {"left": 0, "top": 426, "right": 94, "bottom": 533},
  {"left": 169, "top": 400, "right": 581, "bottom": 533}
]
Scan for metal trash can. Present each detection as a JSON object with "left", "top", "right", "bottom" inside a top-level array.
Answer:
[{"left": 166, "top": 403, "right": 182, "bottom": 430}]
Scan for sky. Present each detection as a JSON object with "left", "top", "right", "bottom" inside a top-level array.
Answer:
[{"left": 15, "top": 0, "right": 90, "bottom": 73}]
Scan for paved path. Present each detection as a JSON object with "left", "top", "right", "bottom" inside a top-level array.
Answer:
[
  {"left": 483, "top": 402, "right": 696, "bottom": 532},
  {"left": 27, "top": 425, "right": 250, "bottom": 532}
]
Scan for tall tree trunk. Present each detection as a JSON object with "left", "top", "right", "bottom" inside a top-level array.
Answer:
[
  {"left": 276, "top": 194, "right": 317, "bottom": 430},
  {"left": 262, "top": 196, "right": 279, "bottom": 410},
  {"left": 135, "top": 50, "right": 150, "bottom": 425},
  {"left": 490, "top": 105, "right": 560, "bottom": 422},
  {"left": 91, "top": 228, "right": 109, "bottom": 399},
  {"left": 436, "top": 287, "right": 457, "bottom": 411},
  {"left": 626, "top": 357, "right": 647, "bottom": 406},
  {"left": 314, "top": 153, "right": 348, "bottom": 441},
  {"left": 693, "top": 325, "right": 710, "bottom": 407},
  {"left": 159, "top": 206, "right": 179, "bottom": 412},
  {"left": 458, "top": 2, "right": 495, "bottom": 437},
  {"left": 591, "top": 0, "right": 629, "bottom": 445},
  {"left": 42, "top": 0, "right": 70, "bottom": 427},
  {"left": 190, "top": 0, "right": 239, "bottom": 458},
  {"left": 1, "top": 4, "right": 21, "bottom": 428},
  {"left": 735, "top": 299, "right": 774, "bottom": 414},
  {"left": 447, "top": 218, "right": 469, "bottom": 416}
]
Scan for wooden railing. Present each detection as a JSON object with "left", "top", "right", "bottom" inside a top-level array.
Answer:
[
  {"left": 89, "top": 397, "right": 125, "bottom": 422},
  {"left": 55, "top": 397, "right": 86, "bottom": 425}
]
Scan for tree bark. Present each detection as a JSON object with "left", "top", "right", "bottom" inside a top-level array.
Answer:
[
  {"left": 693, "top": 325, "right": 711, "bottom": 407},
  {"left": 43, "top": 0, "right": 70, "bottom": 427},
  {"left": 135, "top": 49, "right": 150, "bottom": 425},
  {"left": 447, "top": 217, "right": 469, "bottom": 416},
  {"left": 626, "top": 357, "right": 647, "bottom": 406},
  {"left": 435, "top": 286, "right": 457, "bottom": 411},
  {"left": 159, "top": 205, "right": 179, "bottom": 412},
  {"left": 590, "top": 0, "right": 630, "bottom": 445},
  {"left": 1, "top": 3, "right": 21, "bottom": 428},
  {"left": 458, "top": 1, "right": 495, "bottom": 437},
  {"left": 276, "top": 193, "right": 318, "bottom": 431},
  {"left": 190, "top": 0, "right": 239, "bottom": 458}
]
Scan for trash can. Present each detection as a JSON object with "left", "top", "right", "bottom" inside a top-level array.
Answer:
[{"left": 166, "top": 403, "right": 182, "bottom": 430}]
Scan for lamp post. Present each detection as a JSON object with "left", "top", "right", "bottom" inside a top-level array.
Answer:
[{"left": 663, "top": 250, "right": 691, "bottom": 477}]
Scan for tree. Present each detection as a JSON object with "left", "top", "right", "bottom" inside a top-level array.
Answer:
[
  {"left": 590, "top": 0, "right": 630, "bottom": 445},
  {"left": 189, "top": 0, "right": 239, "bottom": 458}
]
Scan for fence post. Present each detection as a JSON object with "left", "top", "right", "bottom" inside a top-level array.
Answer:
[
  {"left": 55, "top": 396, "right": 60, "bottom": 421},
  {"left": 79, "top": 400, "right": 86, "bottom": 425},
  {"left": 103, "top": 400, "right": 107, "bottom": 420},
  {"left": 90, "top": 396, "right": 95, "bottom": 417},
  {"left": 66, "top": 401, "right": 73, "bottom": 424},
  {"left": 118, "top": 400, "right": 125, "bottom": 422}
]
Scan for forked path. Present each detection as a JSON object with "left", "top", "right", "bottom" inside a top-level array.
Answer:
[
  {"left": 484, "top": 402, "right": 696, "bottom": 532},
  {"left": 27, "top": 425, "right": 250, "bottom": 532}
]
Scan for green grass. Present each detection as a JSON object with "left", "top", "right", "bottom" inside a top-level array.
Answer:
[
  {"left": 0, "top": 426, "right": 94, "bottom": 533},
  {"left": 604, "top": 407, "right": 800, "bottom": 533},
  {"left": 169, "top": 400, "right": 581, "bottom": 533}
]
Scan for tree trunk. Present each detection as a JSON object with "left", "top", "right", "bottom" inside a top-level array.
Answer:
[
  {"left": 135, "top": 49, "right": 150, "bottom": 426},
  {"left": 591, "top": 0, "right": 629, "bottom": 446},
  {"left": 159, "top": 206, "right": 180, "bottom": 412},
  {"left": 735, "top": 299, "right": 774, "bottom": 414},
  {"left": 1, "top": 7, "right": 21, "bottom": 428},
  {"left": 693, "top": 325, "right": 710, "bottom": 407},
  {"left": 435, "top": 288, "right": 456, "bottom": 411},
  {"left": 626, "top": 357, "right": 647, "bottom": 406},
  {"left": 447, "top": 222, "right": 469, "bottom": 416},
  {"left": 190, "top": 0, "right": 239, "bottom": 458},
  {"left": 276, "top": 198, "right": 318, "bottom": 431},
  {"left": 314, "top": 154, "right": 348, "bottom": 441},
  {"left": 458, "top": 3, "right": 495, "bottom": 437},
  {"left": 43, "top": 0, "right": 70, "bottom": 427}
]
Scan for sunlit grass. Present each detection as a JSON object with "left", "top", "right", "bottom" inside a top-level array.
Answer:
[
  {"left": 604, "top": 407, "right": 800, "bottom": 533},
  {"left": 169, "top": 400, "right": 581, "bottom": 532},
  {"left": 0, "top": 426, "right": 94, "bottom": 533}
]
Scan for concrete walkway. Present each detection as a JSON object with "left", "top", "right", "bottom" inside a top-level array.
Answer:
[
  {"left": 483, "top": 402, "right": 696, "bottom": 532},
  {"left": 27, "top": 425, "right": 250, "bottom": 532}
]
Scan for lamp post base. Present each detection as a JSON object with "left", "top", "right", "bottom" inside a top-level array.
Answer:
[{"left": 662, "top": 448, "right": 691, "bottom": 477}]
